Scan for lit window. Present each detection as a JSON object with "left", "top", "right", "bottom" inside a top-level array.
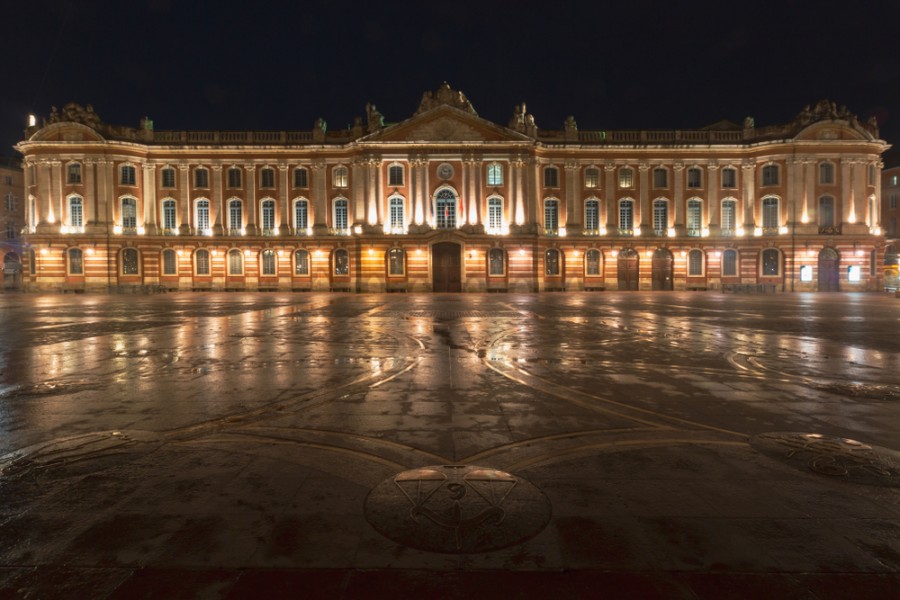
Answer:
[
  {"left": 294, "top": 199, "right": 308, "bottom": 231},
  {"left": 488, "top": 248, "right": 505, "bottom": 276},
  {"left": 196, "top": 199, "right": 210, "bottom": 231},
  {"left": 121, "top": 198, "right": 137, "bottom": 229},
  {"left": 333, "top": 166, "right": 349, "bottom": 188},
  {"left": 619, "top": 199, "right": 634, "bottom": 231},
  {"left": 294, "top": 167, "right": 308, "bottom": 188},
  {"left": 653, "top": 199, "right": 668, "bottom": 234},
  {"left": 761, "top": 248, "right": 780, "bottom": 276},
  {"left": 261, "top": 199, "right": 276, "bottom": 232},
  {"left": 294, "top": 249, "right": 309, "bottom": 275},
  {"left": 162, "top": 249, "right": 177, "bottom": 275},
  {"left": 67, "top": 248, "right": 83, "bottom": 275},
  {"left": 161, "top": 167, "right": 176, "bottom": 188},
  {"left": 584, "top": 167, "right": 599, "bottom": 189},
  {"left": 618, "top": 168, "right": 634, "bottom": 188},
  {"left": 585, "top": 248, "right": 601, "bottom": 276},
  {"left": 68, "top": 196, "right": 83, "bottom": 228},
  {"left": 67, "top": 163, "right": 82, "bottom": 184},
  {"left": 333, "top": 198, "right": 348, "bottom": 231},
  {"left": 228, "top": 249, "right": 243, "bottom": 275},
  {"left": 333, "top": 248, "right": 349, "bottom": 275},
  {"left": 389, "top": 196, "right": 405, "bottom": 231},
  {"left": 260, "top": 168, "right": 275, "bottom": 188},
  {"left": 544, "top": 166, "right": 559, "bottom": 188},
  {"left": 722, "top": 249, "right": 738, "bottom": 276},
  {"left": 545, "top": 248, "right": 560, "bottom": 275},
  {"left": 487, "top": 197, "right": 503, "bottom": 231},
  {"left": 819, "top": 162, "right": 835, "bottom": 185},
  {"left": 688, "top": 249, "right": 704, "bottom": 276},
  {"left": 121, "top": 248, "right": 139, "bottom": 274},
  {"left": 721, "top": 167, "right": 736, "bottom": 189},
  {"left": 762, "top": 197, "right": 779, "bottom": 229},
  {"left": 195, "top": 249, "right": 210, "bottom": 275},
  {"left": 818, "top": 196, "right": 835, "bottom": 229},
  {"left": 162, "top": 199, "right": 177, "bottom": 230},
  {"left": 227, "top": 167, "right": 242, "bottom": 188},
  {"left": 388, "top": 164, "right": 404, "bottom": 186},
  {"left": 762, "top": 165, "right": 779, "bottom": 186},
  {"left": 653, "top": 168, "right": 668, "bottom": 188},
  {"left": 120, "top": 165, "right": 136, "bottom": 186},
  {"left": 544, "top": 199, "right": 559, "bottom": 232},
  {"left": 5, "top": 193, "right": 15, "bottom": 212},
  {"left": 486, "top": 163, "right": 503, "bottom": 186},
  {"left": 687, "top": 199, "right": 702, "bottom": 235},
  {"left": 435, "top": 189, "right": 456, "bottom": 229},
  {"left": 687, "top": 168, "right": 702, "bottom": 189},
  {"left": 194, "top": 168, "right": 209, "bottom": 188},
  {"left": 388, "top": 248, "right": 405, "bottom": 276},
  {"left": 228, "top": 199, "right": 243, "bottom": 233},
  {"left": 721, "top": 199, "right": 736, "bottom": 234},
  {"left": 585, "top": 199, "right": 599, "bottom": 231},
  {"left": 261, "top": 249, "right": 276, "bottom": 275}
]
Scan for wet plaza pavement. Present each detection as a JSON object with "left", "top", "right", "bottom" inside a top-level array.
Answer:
[{"left": 0, "top": 291, "right": 898, "bottom": 599}]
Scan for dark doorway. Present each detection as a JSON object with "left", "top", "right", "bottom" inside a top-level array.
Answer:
[
  {"left": 432, "top": 242, "right": 461, "bottom": 292},
  {"left": 651, "top": 248, "right": 674, "bottom": 290},
  {"left": 617, "top": 248, "right": 639, "bottom": 290},
  {"left": 818, "top": 247, "right": 840, "bottom": 292},
  {"left": 3, "top": 252, "right": 21, "bottom": 289}
]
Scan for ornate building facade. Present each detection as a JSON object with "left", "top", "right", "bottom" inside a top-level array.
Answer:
[
  {"left": 13, "top": 84, "right": 890, "bottom": 293},
  {"left": 1, "top": 157, "right": 24, "bottom": 289}
]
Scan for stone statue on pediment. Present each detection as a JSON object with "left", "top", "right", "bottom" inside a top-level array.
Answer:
[
  {"left": 415, "top": 82, "right": 477, "bottom": 115},
  {"left": 743, "top": 116, "right": 755, "bottom": 129},
  {"left": 509, "top": 103, "right": 526, "bottom": 131},
  {"left": 564, "top": 115, "right": 577, "bottom": 132},
  {"left": 366, "top": 103, "right": 384, "bottom": 133}
]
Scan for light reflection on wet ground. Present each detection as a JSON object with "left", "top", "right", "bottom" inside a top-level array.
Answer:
[{"left": 0, "top": 291, "right": 898, "bottom": 596}]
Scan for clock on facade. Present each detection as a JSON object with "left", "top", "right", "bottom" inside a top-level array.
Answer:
[{"left": 437, "top": 163, "right": 454, "bottom": 180}]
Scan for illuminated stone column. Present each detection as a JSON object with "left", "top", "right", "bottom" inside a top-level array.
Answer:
[
  {"left": 604, "top": 164, "right": 616, "bottom": 230},
  {"left": 803, "top": 159, "right": 815, "bottom": 226},
  {"left": 673, "top": 162, "right": 684, "bottom": 233},
  {"left": 872, "top": 160, "right": 883, "bottom": 228},
  {"left": 212, "top": 164, "right": 223, "bottom": 234},
  {"left": 83, "top": 159, "right": 96, "bottom": 227},
  {"left": 312, "top": 161, "right": 327, "bottom": 230},
  {"left": 527, "top": 158, "right": 539, "bottom": 225},
  {"left": 244, "top": 164, "right": 257, "bottom": 234},
  {"left": 143, "top": 164, "right": 157, "bottom": 232},
  {"left": 565, "top": 160, "right": 579, "bottom": 229},
  {"left": 351, "top": 159, "right": 365, "bottom": 223},
  {"left": 366, "top": 158, "right": 378, "bottom": 226},
  {"left": 179, "top": 164, "right": 191, "bottom": 234},
  {"left": 707, "top": 162, "right": 719, "bottom": 232},
  {"left": 96, "top": 160, "right": 111, "bottom": 228},
  {"left": 742, "top": 161, "right": 756, "bottom": 230},
  {"left": 411, "top": 156, "right": 426, "bottom": 225},
  {"left": 375, "top": 159, "right": 384, "bottom": 226},
  {"left": 638, "top": 163, "right": 650, "bottom": 230},
  {"left": 473, "top": 159, "right": 482, "bottom": 226},
  {"left": 52, "top": 160, "right": 63, "bottom": 226},
  {"left": 278, "top": 164, "right": 290, "bottom": 233},
  {"left": 512, "top": 158, "right": 525, "bottom": 226}
]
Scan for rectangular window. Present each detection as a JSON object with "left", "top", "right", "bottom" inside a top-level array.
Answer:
[
  {"left": 67, "top": 164, "right": 81, "bottom": 184},
  {"left": 163, "top": 202, "right": 176, "bottom": 229},
  {"left": 653, "top": 168, "right": 667, "bottom": 188},
  {"left": 161, "top": 168, "right": 176, "bottom": 188},
  {"left": 584, "top": 168, "right": 599, "bottom": 189},
  {"left": 544, "top": 167, "right": 559, "bottom": 188},
  {"left": 162, "top": 250, "right": 177, "bottom": 275},
  {"left": 196, "top": 202, "right": 210, "bottom": 231},
  {"left": 333, "top": 167, "right": 348, "bottom": 188},
  {"left": 261, "top": 202, "right": 275, "bottom": 230},
  {"left": 121, "top": 199, "right": 137, "bottom": 228},
  {"left": 196, "top": 251, "right": 210, "bottom": 275},
  {"left": 819, "top": 163, "right": 834, "bottom": 184},
  {"left": 687, "top": 200, "right": 702, "bottom": 234},
  {"left": 194, "top": 169, "right": 209, "bottom": 188},
  {"left": 721, "top": 200, "right": 736, "bottom": 233},
  {"left": 585, "top": 200, "right": 599, "bottom": 231},
  {"left": 544, "top": 201, "right": 559, "bottom": 231},
  {"left": 487, "top": 164, "right": 503, "bottom": 186},
  {"left": 723, "top": 251, "right": 737, "bottom": 277},
  {"left": 334, "top": 200, "right": 348, "bottom": 230},
  {"left": 294, "top": 168, "right": 308, "bottom": 188},
  {"left": 388, "top": 165, "right": 404, "bottom": 186},
  {"left": 762, "top": 165, "right": 779, "bottom": 186},
  {"left": 619, "top": 201, "right": 633, "bottom": 230},
  {"left": 121, "top": 165, "right": 136, "bottom": 186},
  {"left": 618, "top": 168, "right": 634, "bottom": 188},
  {"left": 229, "top": 202, "right": 243, "bottom": 231},
  {"left": 488, "top": 198, "right": 503, "bottom": 231},
  {"left": 261, "top": 169, "right": 275, "bottom": 188},
  {"left": 762, "top": 198, "right": 779, "bottom": 229},
  {"left": 68, "top": 249, "right": 83, "bottom": 275},
  {"left": 389, "top": 198, "right": 404, "bottom": 231},
  {"left": 688, "top": 251, "right": 703, "bottom": 276},
  {"left": 227, "top": 168, "right": 242, "bottom": 188},
  {"left": 721, "top": 168, "right": 736, "bottom": 189},
  {"left": 295, "top": 201, "right": 308, "bottom": 230},
  {"left": 687, "top": 168, "right": 702, "bottom": 188}
]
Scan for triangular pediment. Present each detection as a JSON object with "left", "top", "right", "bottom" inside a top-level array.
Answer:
[{"left": 362, "top": 105, "right": 531, "bottom": 143}]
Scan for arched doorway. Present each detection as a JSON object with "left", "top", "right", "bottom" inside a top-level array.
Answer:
[
  {"left": 818, "top": 247, "right": 840, "bottom": 292},
  {"left": 432, "top": 242, "right": 461, "bottom": 292},
  {"left": 651, "top": 248, "right": 674, "bottom": 290},
  {"left": 617, "top": 248, "right": 639, "bottom": 290},
  {"left": 3, "top": 252, "right": 21, "bottom": 289}
]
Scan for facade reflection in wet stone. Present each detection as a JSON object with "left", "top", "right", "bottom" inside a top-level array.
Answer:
[{"left": 14, "top": 86, "right": 890, "bottom": 293}]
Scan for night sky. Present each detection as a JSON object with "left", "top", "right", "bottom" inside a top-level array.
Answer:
[{"left": 3, "top": 0, "right": 899, "bottom": 163}]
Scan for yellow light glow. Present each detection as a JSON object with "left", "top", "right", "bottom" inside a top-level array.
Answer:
[
  {"left": 778, "top": 226, "right": 789, "bottom": 235},
  {"left": 558, "top": 227, "right": 567, "bottom": 237},
  {"left": 113, "top": 225, "right": 122, "bottom": 234},
  {"left": 611, "top": 250, "right": 618, "bottom": 257},
  {"left": 599, "top": 227, "right": 607, "bottom": 236},
  {"left": 667, "top": 228, "right": 676, "bottom": 237},
  {"left": 40, "top": 248, "right": 48, "bottom": 255},
  {"left": 86, "top": 247, "right": 95, "bottom": 256},
  {"left": 701, "top": 228, "right": 710, "bottom": 237},
  {"left": 244, "top": 249, "right": 251, "bottom": 256},
  {"left": 753, "top": 227, "right": 763, "bottom": 237},
  {"left": 634, "top": 227, "right": 642, "bottom": 237},
  {"left": 137, "top": 226, "right": 146, "bottom": 235}
]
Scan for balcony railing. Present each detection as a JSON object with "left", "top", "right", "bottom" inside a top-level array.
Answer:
[
  {"left": 618, "top": 228, "right": 634, "bottom": 237},
  {"left": 686, "top": 228, "right": 701, "bottom": 237},
  {"left": 261, "top": 228, "right": 277, "bottom": 237}
]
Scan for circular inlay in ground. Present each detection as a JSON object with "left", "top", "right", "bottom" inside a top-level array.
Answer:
[
  {"left": 364, "top": 464, "right": 551, "bottom": 554},
  {"left": 751, "top": 432, "right": 900, "bottom": 487}
]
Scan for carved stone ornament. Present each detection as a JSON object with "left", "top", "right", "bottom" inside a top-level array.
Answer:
[
  {"left": 406, "top": 117, "right": 485, "bottom": 142},
  {"left": 416, "top": 82, "right": 477, "bottom": 116}
]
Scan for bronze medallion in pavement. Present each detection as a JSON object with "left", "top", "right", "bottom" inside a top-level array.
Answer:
[
  {"left": 364, "top": 464, "right": 551, "bottom": 553},
  {"left": 751, "top": 432, "right": 900, "bottom": 487}
]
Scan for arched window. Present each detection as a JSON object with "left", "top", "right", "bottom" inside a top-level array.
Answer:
[
  {"left": 120, "top": 164, "right": 136, "bottom": 186},
  {"left": 388, "top": 164, "right": 404, "bottom": 186},
  {"left": 486, "top": 163, "right": 503, "bottom": 186},
  {"left": 294, "top": 249, "right": 310, "bottom": 275},
  {"left": 388, "top": 196, "right": 405, "bottom": 232},
  {"left": 818, "top": 196, "right": 835, "bottom": 229},
  {"left": 121, "top": 248, "right": 139, "bottom": 275},
  {"left": 653, "top": 199, "right": 669, "bottom": 235},
  {"left": 68, "top": 196, "right": 83, "bottom": 228},
  {"left": 260, "top": 167, "right": 275, "bottom": 188},
  {"left": 261, "top": 199, "right": 276, "bottom": 234},
  {"left": 228, "top": 199, "right": 243, "bottom": 234},
  {"left": 488, "top": 247, "right": 505, "bottom": 276},
  {"left": 761, "top": 248, "right": 780, "bottom": 276},
  {"left": 196, "top": 199, "right": 210, "bottom": 233},
  {"left": 819, "top": 162, "right": 835, "bottom": 185},
  {"left": 721, "top": 199, "right": 737, "bottom": 234},
  {"left": 162, "top": 199, "right": 177, "bottom": 231},
  {"left": 121, "top": 198, "right": 137, "bottom": 229},
  {"left": 762, "top": 164, "right": 780, "bottom": 186},
  {"left": 333, "top": 248, "right": 349, "bottom": 275},
  {"left": 195, "top": 249, "right": 210, "bottom": 276},
  {"left": 762, "top": 197, "right": 779, "bottom": 229},
  {"left": 67, "top": 163, "right": 82, "bottom": 184},
  {"left": 67, "top": 248, "right": 83, "bottom": 275},
  {"left": 435, "top": 189, "right": 457, "bottom": 229},
  {"left": 585, "top": 248, "right": 601, "bottom": 276},
  {"left": 584, "top": 167, "right": 600, "bottom": 189},
  {"left": 687, "top": 199, "right": 702, "bottom": 235},
  {"left": 688, "top": 249, "right": 704, "bottom": 276},
  {"left": 260, "top": 249, "right": 276, "bottom": 275},
  {"left": 585, "top": 199, "right": 600, "bottom": 232},
  {"left": 544, "top": 199, "right": 559, "bottom": 233},
  {"left": 194, "top": 167, "right": 209, "bottom": 188},
  {"left": 294, "top": 199, "right": 309, "bottom": 232},
  {"left": 388, "top": 248, "right": 405, "bottom": 276},
  {"left": 333, "top": 198, "right": 348, "bottom": 232},
  {"left": 686, "top": 167, "right": 702, "bottom": 189},
  {"left": 722, "top": 249, "right": 738, "bottom": 277},
  {"left": 161, "top": 248, "right": 177, "bottom": 275},
  {"left": 332, "top": 166, "right": 348, "bottom": 188},
  {"left": 543, "top": 166, "right": 559, "bottom": 188},
  {"left": 293, "top": 167, "right": 308, "bottom": 188},
  {"left": 228, "top": 249, "right": 243, "bottom": 275},
  {"left": 227, "top": 167, "right": 242, "bottom": 188},
  {"left": 487, "top": 197, "right": 504, "bottom": 232},
  {"left": 545, "top": 248, "right": 560, "bottom": 276},
  {"left": 653, "top": 167, "right": 668, "bottom": 188},
  {"left": 161, "top": 167, "right": 176, "bottom": 188},
  {"left": 619, "top": 199, "right": 634, "bottom": 232},
  {"left": 618, "top": 167, "right": 634, "bottom": 188}
]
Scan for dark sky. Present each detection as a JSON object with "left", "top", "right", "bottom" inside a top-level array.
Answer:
[{"left": 3, "top": 0, "right": 899, "bottom": 163}]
